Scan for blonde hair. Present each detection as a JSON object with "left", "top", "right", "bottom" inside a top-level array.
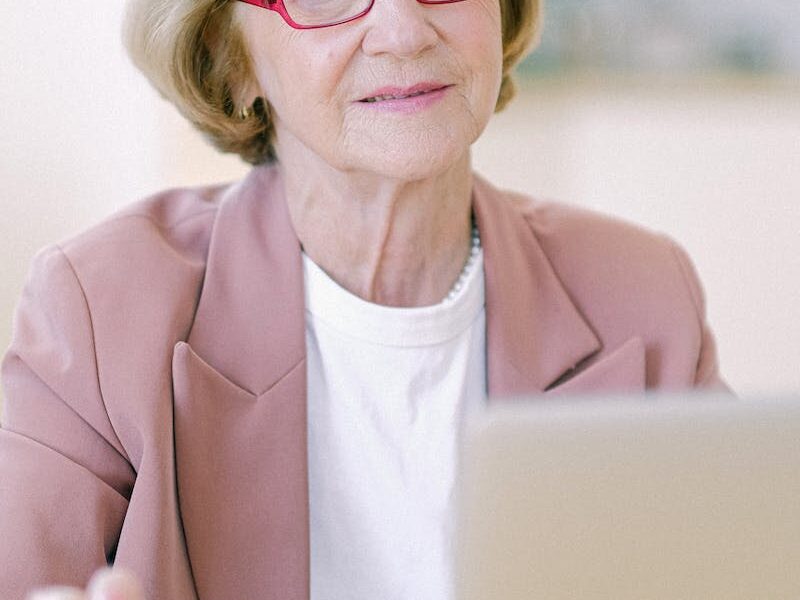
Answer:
[{"left": 123, "top": 0, "right": 541, "bottom": 165}]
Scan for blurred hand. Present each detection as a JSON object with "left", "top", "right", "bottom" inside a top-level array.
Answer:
[{"left": 27, "top": 568, "right": 144, "bottom": 600}]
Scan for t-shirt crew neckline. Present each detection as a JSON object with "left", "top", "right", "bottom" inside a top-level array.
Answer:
[{"left": 301, "top": 249, "right": 485, "bottom": 348}]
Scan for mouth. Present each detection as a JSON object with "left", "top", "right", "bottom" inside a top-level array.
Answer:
[{"left": 358, "top": 83, "right": 451, "bottom": 103}]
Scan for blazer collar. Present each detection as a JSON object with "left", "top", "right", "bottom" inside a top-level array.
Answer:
[{"left": 185, "top": 166, "right": 606, "bottom": 398}]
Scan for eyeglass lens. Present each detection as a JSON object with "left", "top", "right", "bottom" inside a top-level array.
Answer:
[
  {"left": 285, "top": 0, "right": 367, "bottom": 26},
  {"left": 284, "top": 0, "right": 457, "bottom": 28}
]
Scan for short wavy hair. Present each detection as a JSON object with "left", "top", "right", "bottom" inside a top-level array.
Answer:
[{"left": 123, "top": 0, "right": 541, "bottom": 165}]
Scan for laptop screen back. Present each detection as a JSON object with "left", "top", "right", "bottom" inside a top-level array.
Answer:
[{"left": 454, "top": 395, "right": 800, "bottom": 600}]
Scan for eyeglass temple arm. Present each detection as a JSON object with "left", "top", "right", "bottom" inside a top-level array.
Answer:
[{"left": 238, "top": 0, "right": 279, "bottom": 7}]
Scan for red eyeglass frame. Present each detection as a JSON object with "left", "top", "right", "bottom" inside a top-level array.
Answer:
[{"left": 236, "top": 0, "right": 466, "bottom": 30}]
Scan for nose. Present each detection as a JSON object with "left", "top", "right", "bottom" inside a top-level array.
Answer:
[{"left": 360, "top": 0, "right": 439, "bottom": 58}]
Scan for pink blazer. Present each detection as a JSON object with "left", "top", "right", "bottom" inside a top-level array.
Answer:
[{"left": 0, "top": 166, "right": 726, "bottom": 599}]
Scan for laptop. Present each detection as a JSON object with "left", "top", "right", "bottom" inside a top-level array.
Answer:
[{"left": 454, "top": 394, "right": 800, "bottom": 599}]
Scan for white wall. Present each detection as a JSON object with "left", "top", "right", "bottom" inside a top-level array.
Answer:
[
  {"left": 1, "top": 3, "right": 166, "bottom": 405},
  {"left": 2, "top": 5, "right": 798, "bottom": 411}
]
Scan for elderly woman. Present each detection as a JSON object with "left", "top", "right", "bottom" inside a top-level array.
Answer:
[{"left": 0, "top": 0, "right": 726, "bottom": 598}]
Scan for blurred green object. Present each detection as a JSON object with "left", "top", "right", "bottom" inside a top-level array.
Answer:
[{"left": 520, "top": 0, "right": 796, "bottom": 78}]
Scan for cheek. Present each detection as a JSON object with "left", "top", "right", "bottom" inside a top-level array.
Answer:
[
  {"left": 241, "top": 19, "right": 326, "bottom": 111},
  {"left": 256, "top": 41, "right": 351, "bottom": 131},
  {"left": 445, "top": 3, "right": 504, "bottom": 104},
  {"left": 471, "top": 6, "right": 504, "bottom": 89}
]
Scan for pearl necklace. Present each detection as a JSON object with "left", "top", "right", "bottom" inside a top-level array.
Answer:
[{"left": 444, "top": 220, "right": 482, "bottom": 303}]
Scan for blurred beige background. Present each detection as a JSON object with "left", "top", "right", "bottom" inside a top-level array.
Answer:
[{"left": 1, "top": 3, "right": 799, "bottom": 411}]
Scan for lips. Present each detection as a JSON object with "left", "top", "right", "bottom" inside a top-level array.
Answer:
[
  {"left": 359, "top": 82, "right": 450, "bottom": 103},
  {"left": 362, "top": 90, "right": 432, "bottom": 103}
]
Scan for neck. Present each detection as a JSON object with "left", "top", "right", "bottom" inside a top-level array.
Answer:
[{"left": 277, "top": 136, "right": 474, "bottom": 307}]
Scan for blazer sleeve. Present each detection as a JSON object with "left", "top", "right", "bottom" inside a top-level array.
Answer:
[
  {"left": 667, "top": 239, "right": 730, "bottom": 392},
  {"left": 0, "top": 245, "right": 134, "bottom": 599}
]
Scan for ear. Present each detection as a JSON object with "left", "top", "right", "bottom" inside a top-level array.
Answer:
[{"left": 237, "top": 77, "right": 263, "bottom": 109}]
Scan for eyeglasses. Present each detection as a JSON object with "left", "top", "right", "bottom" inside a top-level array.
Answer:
[{"left": 237, "top": 0, "right": 466, "bottom": 30}]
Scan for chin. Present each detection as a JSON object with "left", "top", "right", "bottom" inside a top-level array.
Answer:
[
  {"left": 368, "top": 153, "right": 462, "bottom": 181},
  {"left": 346, "top": 133, "right": 473, "bottom": 182}
]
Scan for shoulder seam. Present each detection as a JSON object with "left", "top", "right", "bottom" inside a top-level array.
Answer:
[
  {"left": 52, "top": 245, "right": 131, "bottom": 465},
  {"left": 87, "top": 206, "right": 218, "bottom": 235}
]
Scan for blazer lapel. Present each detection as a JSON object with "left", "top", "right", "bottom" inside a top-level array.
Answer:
[
  {"left": 172, "top": 166, "right": 309, "bottom": 600},
  {"left": 545, "top": 337, "right": 646, "bottom": 397},
  {"left": 473, "top": 175, "right": 645, "bottom": 399}
]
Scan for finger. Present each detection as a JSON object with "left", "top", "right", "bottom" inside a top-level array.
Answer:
[
  {"left": 86, "top": 568, "right": 145, "bottom": 600},
  {"left": 27, "top": 587, "right": 86, "bottom": 600}
]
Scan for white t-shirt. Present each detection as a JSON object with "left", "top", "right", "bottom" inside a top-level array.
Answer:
[{"left": 303, "top": 249, "right": 486, "bottom": 600}]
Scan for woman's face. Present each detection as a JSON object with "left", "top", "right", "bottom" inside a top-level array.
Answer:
[{"left": 235, "top": 0, "right": 503, "bottom": 179}]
